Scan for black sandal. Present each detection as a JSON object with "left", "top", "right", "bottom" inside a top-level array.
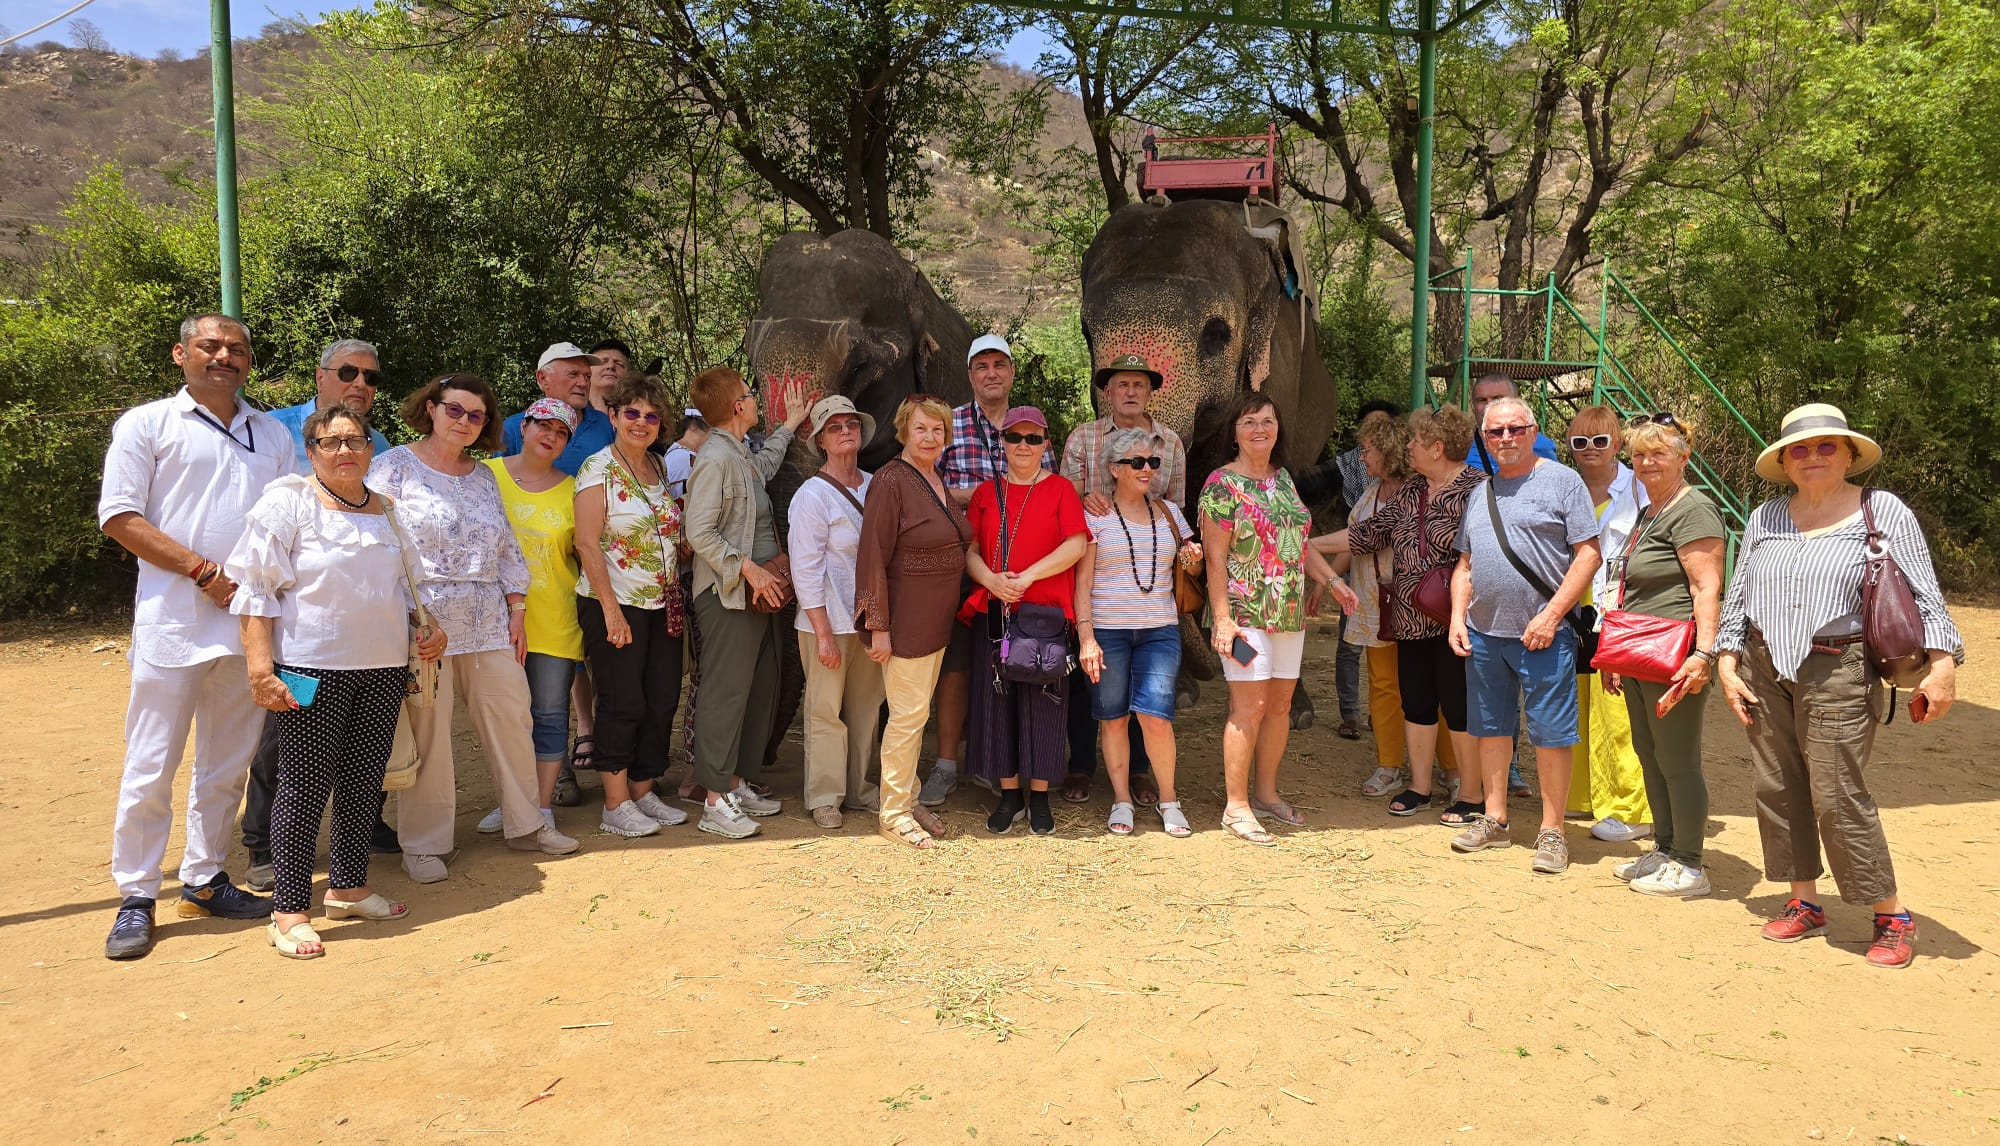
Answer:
[
  {"left": 569, "top": 735, "right": 595, "bottom": 771},
  {"left": 1387, "top": 788, "right": 1433, "bottom": 817},
  {"left": 1439, "top": 799, "right": 1483, "bottom": 826}
]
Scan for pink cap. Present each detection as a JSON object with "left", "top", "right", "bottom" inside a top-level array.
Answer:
[
  {"left": 522, "top": 396, "right": 578, "bottom": 431},
  {"left": 1000, "top": 406, "right": 1047, "bottom": 432}
]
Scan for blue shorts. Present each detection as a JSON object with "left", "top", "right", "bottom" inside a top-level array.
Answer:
[
  {"left": 523, "top": 652, "right": 579, "bottom": 759},
  {"left": 1090, "top": 625, "right": 1181, "bottom": 721},
  {"left": 1467, "top": 627, "right": 1580, "bottom": 748}
]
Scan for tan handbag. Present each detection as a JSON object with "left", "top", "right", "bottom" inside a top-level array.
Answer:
[
  {"left": 382, "top": 710, "right": 420, "bottom": 791},
  {"left": 381, "top": 498, "right": 435, "bottom": 793}
]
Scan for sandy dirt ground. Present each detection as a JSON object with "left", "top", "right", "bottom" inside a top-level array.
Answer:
[{"left": 3, "top": 605, "right": 1998, "bottom": 1146}]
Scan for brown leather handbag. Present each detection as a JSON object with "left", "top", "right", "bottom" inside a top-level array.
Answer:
[
  {"left": 1860, "top": 489, "right": 1928, "bottom": 687},
  {"left": 751, "top": 553, "right": 795, "bottom": 613},
  {"left": 1164, "top": 506, "right": 1207, "bottom": 616}
]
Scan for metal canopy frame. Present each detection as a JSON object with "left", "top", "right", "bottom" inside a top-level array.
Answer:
[{"left": 1007, "top": 0, "right": 1499, "bottom": 410}]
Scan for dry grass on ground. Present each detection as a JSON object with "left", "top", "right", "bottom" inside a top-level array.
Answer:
[{"left": 2, "top": 609, "right": 1998, "bottom": 1144}]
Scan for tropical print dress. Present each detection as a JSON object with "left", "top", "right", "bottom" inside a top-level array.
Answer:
[
  {"left": 1198, "top": 466, "right": 1310, "bottom": 633},
  {"left": 573, "top": 446, "right": 683, "bottom": 613}
]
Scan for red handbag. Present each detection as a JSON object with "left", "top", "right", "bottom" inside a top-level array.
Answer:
[
  {"left": 1590, "top": 492, "right": 1695, "bottom": 683},
  {"left": 1409, "top": 481, "right": 1455, "bottom": 626}
]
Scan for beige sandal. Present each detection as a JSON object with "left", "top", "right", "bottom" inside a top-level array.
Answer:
[
  {"left": 880, "top": 814, "right": 936, "bottom": 849},
  {"left": 268, "top": 919, "right": 324, "bottom": 959},
  {"left": 1221, "top": 808, "right": 1277, "bottom": 848},
  {"left": 323, "top": 892, "right": 407, "bottom": 921}
]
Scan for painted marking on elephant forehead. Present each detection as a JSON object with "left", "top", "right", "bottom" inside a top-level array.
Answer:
[{"left": 760, "top": 367, "right": 818, "bottom": 421}]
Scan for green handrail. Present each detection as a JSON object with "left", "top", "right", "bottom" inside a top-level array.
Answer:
[{"left": 1606, "top": 268, "right": 1767, "bottom": 450}]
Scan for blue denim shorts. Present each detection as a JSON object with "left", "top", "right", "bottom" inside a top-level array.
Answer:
[
  {"left": 523, "top": 652, "right": 579, "bottom": 759},
  {"left": 1467, "top": 627, "right": 1580, "bottom": 748},
  {"left": 1090, "top": 624, "right": 1181, "bottom": 721}
]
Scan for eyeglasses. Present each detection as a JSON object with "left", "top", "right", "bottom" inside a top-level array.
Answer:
[
  {"left": 1113, "top": 455, "right": 1162, "bottom": 470},
  {"left": 1630, "top": 411, "right": 1681, "bottom": 430},
  {"left": 436, "top": 401, "right": 487, "bottom": 426},
  {"left": 1570, "top": 434, "right": 1613, "bottom": 451},
  {"left": 620, "top": 407, "right": 662, "bottom": 426},
  {"left": 329, "top": 364, "right": 384, "bottom": 387},
  {"left": 1236, "top": 417, "right": 1279, "bottom": 430},
  {"left": 1002, "top": 431, "right": 1046, "bottom": 445},
  {"left": 821, "top": 417, "right": 862, "bottom": 434},
  {"left": 1484, "top": 423, "right": 1534, "bottom": 439},
  {"left": 309, "top": 434, "right": 370, "bottom": 454},
  {"left": 1787, "top": 440, "right": 1843, "bottom": 460}
]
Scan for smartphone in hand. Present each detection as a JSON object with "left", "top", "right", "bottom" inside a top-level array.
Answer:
[
  {"left": 1230, "top": 634, "right": 1258, "bottom": 667},
  {"left": 275, "top": 668, "right": 319, "bottom": 708}
]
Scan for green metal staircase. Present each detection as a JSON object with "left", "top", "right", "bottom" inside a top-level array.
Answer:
[{"left": 1424, "top": 254, "right": 1767, "bottom": 565}]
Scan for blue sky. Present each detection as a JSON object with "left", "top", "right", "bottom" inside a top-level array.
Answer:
[{"left": 8, "top": 0, "right": 1050, "bottom": 65}]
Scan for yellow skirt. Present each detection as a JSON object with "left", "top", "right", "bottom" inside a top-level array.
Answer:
[{"left": 1568, "top": 672, "right": 1651, "bottom": 824}]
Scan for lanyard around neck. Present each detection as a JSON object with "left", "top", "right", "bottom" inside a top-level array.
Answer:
[{"left": 192, "top": 406, "right": 255, "bottom": 454}]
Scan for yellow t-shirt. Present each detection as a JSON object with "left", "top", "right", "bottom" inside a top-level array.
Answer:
[{"left": 484, "top": 458, "right": 584, "bottom": 661}]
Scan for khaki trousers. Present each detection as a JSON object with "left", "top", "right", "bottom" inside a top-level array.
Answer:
[
  {"left": 878, "top": 650, "right": 946, "bottom": 826},
  {"left": 400, "top": 650, "right": 543, "bottom": 854},
  {"left": 1743, "top": 636, "right": 1896, "bottom": 905},
  {"left": 797, "top": 631, "right": 886, "bottom": 812}
]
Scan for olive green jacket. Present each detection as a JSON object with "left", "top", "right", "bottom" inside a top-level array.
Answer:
[{"left": 684, "top": 425, "right": 793, "bottom": 609}]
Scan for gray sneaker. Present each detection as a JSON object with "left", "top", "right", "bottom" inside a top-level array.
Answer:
[
  {"left": 1531, "top": 828, "right": 1570, "bottom": 874},
  {"left": 1614, "top": 848, "right": 1673, "bottom": 883},
  {"left": 633, "top": 791, "right": 689, "bottom": 826},
  {"left": 919, "top": 763, "right": 959, "bottom": 807},
  {"left": 728, "top": 785, "right": 782, "bottom": 817},
  {"left": 508, "top": 823, "right": 582, "bottom": 855},
  {"left": 699, "top": 793, "right": 760, "bottom": 839},
  {"left": 600, "top": 800, "right": 661, "bottom": 838},
  {"left": 1450, "top": 814, "right": 1512, "bottom": 853}
]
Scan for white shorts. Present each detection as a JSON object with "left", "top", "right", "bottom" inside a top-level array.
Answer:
[{"left": 1219, "top": 627, "right": 1306, "bottom": 682}]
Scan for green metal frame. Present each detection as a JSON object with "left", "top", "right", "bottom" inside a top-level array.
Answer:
[{"left": 210, "top": 0, "right": 241, "bottom": 318}]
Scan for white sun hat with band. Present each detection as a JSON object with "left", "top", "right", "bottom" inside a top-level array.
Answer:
[{"left": 1754, "top": 402, "right": 1882, "bottom": 483}]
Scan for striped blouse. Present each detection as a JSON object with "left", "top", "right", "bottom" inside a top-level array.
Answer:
[
  {"left": 1716, "top": 489, "right": 1963, "bottom": 681},
  {"left": 1345, "top": 464, "right": 1487, "bottom": 641}
]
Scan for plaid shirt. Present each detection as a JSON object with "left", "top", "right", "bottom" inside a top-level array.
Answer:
[
  {"left": 939, "top": 401, "right": 1054, "bottom": 489},
  {"left": 1059, "top": 414, "right": 1187, "bottom": 505}
]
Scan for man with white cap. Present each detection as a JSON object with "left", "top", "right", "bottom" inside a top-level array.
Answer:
[
  {"left": 921, "top": 335, "right": 1055, "bottom": 807},
  {"left": 501, "top": 342, "right": 616, "bottom": 475}
]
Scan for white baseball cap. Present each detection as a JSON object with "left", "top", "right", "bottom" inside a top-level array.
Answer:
[
  {"left": 966, "top": 334, "right": 1012, "bottom": 365},
  {"left": 536, "top": 342, "right": 602, "bottom": 371}
]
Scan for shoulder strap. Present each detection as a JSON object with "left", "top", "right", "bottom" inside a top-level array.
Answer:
[
  {"left": 380, "top": 500, "right": 432, "bottom": 627},
  {"left": 1484, "top": 480, "right": 1562, "bottom": 603},
  {"left": 1860, "top": 487, "right": 1883, "bottom": 545},
  {"left": 813, "top": 470, "right": 867, "bottom": 519}
]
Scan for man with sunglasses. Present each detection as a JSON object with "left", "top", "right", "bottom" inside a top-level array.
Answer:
[
  {"left": 500, "top": 343, "right": 616, "bottom": 475},
  {"left": 270, "top": 339, "right": 391, "bottom": 472},
  {"left": 1470, "top": 374, "right": 1560, "bottom": 474}
]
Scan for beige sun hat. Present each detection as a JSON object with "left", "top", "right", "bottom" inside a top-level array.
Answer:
[
  {"left": 802, "top": 394, "right": 877, "bottom": 455},
  {"left": 1754, "top": 402, "right": 1882, "bottom": 483}
]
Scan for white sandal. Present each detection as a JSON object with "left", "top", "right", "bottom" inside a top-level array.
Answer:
[
  {"left": 1156, "top": 801, "right": 1191, "bottom": 838},
  {"left": 323, "top": 892, "right": 408, "bottom": 922},
  {"left": 1361, "top": 767, "right": 1402, "bottom": 798},
  {"left": 268, "top": 919, "right": 324, "bottom": 960},
  {"left": 1107, "top": 802, "right": 1135, "bottom": 836}
]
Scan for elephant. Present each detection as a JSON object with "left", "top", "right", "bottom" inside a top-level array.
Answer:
[
  {"left": 737, "top": 229, "right": 975, "bottom": 771},
  {"left": 1081, "top": 197, "right": 1344, "bottom": 728}
]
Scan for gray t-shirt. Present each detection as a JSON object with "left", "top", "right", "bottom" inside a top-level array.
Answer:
[{"left": 1455, "top": 460, "right": 1599, "bottom": 639}]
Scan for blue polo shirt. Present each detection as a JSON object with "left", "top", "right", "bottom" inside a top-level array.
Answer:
[
  {"left": 271, "top": 398, "right": 391, "bottom": 474},
  {"left": 1473, "top": 431, "right": 1560, "bottom": 474},
  {"left": 500, "top": 404, "right": 616, "bottom": 476}
]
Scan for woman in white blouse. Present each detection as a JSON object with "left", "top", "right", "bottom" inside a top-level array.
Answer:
[
  {"left": 369, "top": 374, "right": 580, "bottom": 884},
  {"left": 229, "top": 404, "right": 447, "bottom": 958},
  {"left": 787, "top": 396, "right": 882, "bottom": 830}
]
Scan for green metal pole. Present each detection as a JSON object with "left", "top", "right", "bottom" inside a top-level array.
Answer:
[
  {"left": 211, "top": 0, "right": 242, "bottom": 318},
  {"left": 1593, "top": 257, "right": 1609, "bottom": 402},
  {"left": 1457, "top": 247, "right": 1473, "bottom": 404},
  {"left": 1406, "top": 0, "right": 1438, "bottom": 410}
]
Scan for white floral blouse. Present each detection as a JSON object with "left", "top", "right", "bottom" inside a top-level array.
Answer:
[
  {"left": 367, "top": 446, "right": 530, "bottom": 656},
  {"left": 574, "top": 446, "right": 682, "bottom": 609}
]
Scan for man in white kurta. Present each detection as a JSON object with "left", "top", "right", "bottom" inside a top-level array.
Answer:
[{"left": 98, "top": 313, "right": 293, "bottom": 960}]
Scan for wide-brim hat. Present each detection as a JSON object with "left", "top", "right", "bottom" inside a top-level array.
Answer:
[
  {"left": 1754, "top": 402, "right": 1882, "bottom": 483},
  {"left": 1092, "top": 352, "right": 1163, "bottom": 390},
  {"left": 802, "top": 394, "right": 877, "bottom": 454}
]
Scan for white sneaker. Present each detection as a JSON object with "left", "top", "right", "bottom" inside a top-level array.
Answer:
[
  {"left": 1630, "top": 859, "right": 1711, "bottom": 898},
  {"left": 729, "top": 784, "right": 781, "bottom": 817},
  {"left": 600, "top": 800, "right": 661, "bottom": 838},
  {"left": 634, "top": 791, "right": 689, "bottom": 826},
  {"left": 402, "top": 853, "right": 448, "bottom": 884},
  {"left": 1591, "top": 817, "right": 1653, "bottom": 843},
  {"left": 476, "top": 807, "right": 506, "bottom": 834},
  {"left": 699, "top": 793, "right": 760, "bottom": 839},
  {"left": 1613, "top": 848, "right": 1671, "bottom": 883},
  {"left": 507, "top": 824, "right": 581, "bottom": 855}
]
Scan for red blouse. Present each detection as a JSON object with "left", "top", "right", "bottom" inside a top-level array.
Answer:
[{"left": 958, "top": 474, "right": 1088, "bottom": 624}]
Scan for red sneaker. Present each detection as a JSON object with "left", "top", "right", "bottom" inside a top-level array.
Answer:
[
  {"left": 1761, "top": 899, "right": 1828, "bottom": 943},
  {"left": 1866, "top": 915, "right": 1918, "bottom": 969}
]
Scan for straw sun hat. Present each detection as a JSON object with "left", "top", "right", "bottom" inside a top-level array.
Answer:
[{"left": 1753, "top": 402, "right": 1882, "bottom": 483}]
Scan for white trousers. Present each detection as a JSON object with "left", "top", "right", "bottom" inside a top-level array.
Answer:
[
  {"left": 111, "top": 654, "right": 263, "bottom": 900},
  {"left": 399, "top": 650, "right": 542, "bottom": 855}
]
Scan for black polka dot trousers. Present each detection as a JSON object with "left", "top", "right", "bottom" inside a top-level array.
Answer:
[{"left": 270, "top": 665, "right": 408, "bottom": 915}]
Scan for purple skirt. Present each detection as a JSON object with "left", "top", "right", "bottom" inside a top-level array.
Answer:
[{"left": 965, "top": 607, "right": 1070, "bottom": 785}]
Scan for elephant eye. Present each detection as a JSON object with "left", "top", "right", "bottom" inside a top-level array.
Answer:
[{"left": 1200, "top": 317, "right": 1232, "bottom": 357}]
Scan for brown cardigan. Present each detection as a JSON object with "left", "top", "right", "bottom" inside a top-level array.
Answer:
[{"left": 853, "top": 457, "right": 971, "bottom": 658}]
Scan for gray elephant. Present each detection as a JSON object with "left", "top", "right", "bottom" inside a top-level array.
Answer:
[{"left": 738, "top": 229, "right": 975, "bottom": 770}]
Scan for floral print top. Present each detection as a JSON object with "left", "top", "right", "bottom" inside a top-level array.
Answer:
[
  {"left": 573, "top": 446, "right": 682, "bottom": 609},
  {"left": 1198, "top": 466, "right": 1310, "bottom": 633},
  {"left": 367, "top": 446, "right": 531, "bottom": 657}
]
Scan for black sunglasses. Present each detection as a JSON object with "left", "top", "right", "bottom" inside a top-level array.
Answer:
[
  {"left": 1113, "top": 455, "right": 1163, "bottom": 470},
  {"left": 330, "top": 364, "right": 384, "bottom": 386},
  {"left": 1002, "top": 431, "right": 1046, "bottom": 445},
  {"left": 1629, "top": 411, "right": 1680, "bottom": 430}
]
